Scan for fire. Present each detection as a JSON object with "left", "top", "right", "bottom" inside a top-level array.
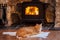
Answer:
[{"left": 25, "top": 6, "right": 39, "bottom": 15}]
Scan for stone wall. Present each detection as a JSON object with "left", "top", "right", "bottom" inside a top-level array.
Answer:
[{"left": 54, "top": 0, "right": 60, "bottom": 27}]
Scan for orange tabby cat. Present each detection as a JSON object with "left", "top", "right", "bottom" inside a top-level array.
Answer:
[{"left": 16, "top": 24, "right": 42, "bottom": 38}]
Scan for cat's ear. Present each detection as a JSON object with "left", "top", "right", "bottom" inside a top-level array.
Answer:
[
  {"left": 35, "top": 24, "right": 39, "bottom": 28},
  {"left": 40, "top": 23, "right": 42, "bottom": 28}
]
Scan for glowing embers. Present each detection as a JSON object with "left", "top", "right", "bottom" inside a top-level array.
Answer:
[{"left": 25, "top": 6, "right": 39, "bottom": 15}]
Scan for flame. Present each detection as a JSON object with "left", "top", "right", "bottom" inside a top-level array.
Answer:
[{"left": 25, "top": 6, "right": 39, "bottom": 15}]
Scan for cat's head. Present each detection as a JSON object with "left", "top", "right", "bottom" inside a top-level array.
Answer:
[{"left": 34, "top": 24, "right": 42, "bottom": 33}]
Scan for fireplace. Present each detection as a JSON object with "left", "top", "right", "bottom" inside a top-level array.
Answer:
[
  {"left": 16, "top": 0, "right": 55, "bottom": 28},
  {"left": 19, "top": 0, "right": 48, "bottom": 24}
]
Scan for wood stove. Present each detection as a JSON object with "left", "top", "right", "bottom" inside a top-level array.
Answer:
[
  {"left": 14, "top": 0, "right": 56, "bottom": 30},
  {"left": 20, "top": 0, "right": 48, "bottom": 24}
]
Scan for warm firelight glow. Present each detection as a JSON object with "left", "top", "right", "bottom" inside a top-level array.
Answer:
[{"left": 25, "top": 6, "right": 39, "bottom": 15}]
